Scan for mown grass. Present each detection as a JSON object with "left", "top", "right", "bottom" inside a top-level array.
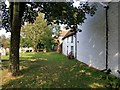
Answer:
[{"left": 1, "top": 52, "right": 120, "bottom": 88}]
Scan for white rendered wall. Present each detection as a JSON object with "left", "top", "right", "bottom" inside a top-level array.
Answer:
[
  {"left": 62, "top": 35, "right": 76, "bottom": 57},
  {"left": 107, "top": 2, "right": 119, "bottom": 77},
  {"left": 62, "top": 38, "right": 68, "bottom": 56},
  {"left": 76, "top": 3, "right": 106, "bottom": 70}
]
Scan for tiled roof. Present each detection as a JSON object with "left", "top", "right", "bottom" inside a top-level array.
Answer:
[
  {"left": 62, "top": 30, "right": 76, "bottom": 40},
  {"left": 59, "top": 30, "right": 69, "bottom": 37}
]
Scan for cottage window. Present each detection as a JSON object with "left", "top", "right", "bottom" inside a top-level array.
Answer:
[
  {"left": 71, "top": 35, "right": 73, "bottom": 43},
  {"left": 71, "top": 46, "right": 74, "bottom": 53},
  {"left": 67, "top": 46, "right": 68, "bottom": 55},
  {"left": 67, "top": 38, "right": 69, "bottom": 43}
]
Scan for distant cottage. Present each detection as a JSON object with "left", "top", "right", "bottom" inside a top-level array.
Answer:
[{"left": 0, "top": 47, "right": 6, "bottom": 56}]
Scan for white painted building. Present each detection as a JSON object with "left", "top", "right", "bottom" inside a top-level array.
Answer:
[
  {"left": 0, "top": 47, "right": 6, "bottom": 56},
  {"left": 62, "top": 2, "right": 120, "bottom": 78},
  {"left": 107, "top": 2, "right": 119, "bottom": 77},
  {"left": 62, "top": 31, "right": 76, "bottom": 57},
  {"left": 77, "top": 3, "right": 106, "bottom": 70},
  {"left": 19, "top": 47, "right": 34, "bottom": 52}
]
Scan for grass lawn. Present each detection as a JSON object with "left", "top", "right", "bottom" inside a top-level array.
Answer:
[{"left": 1, "top": 52, "right": 120, "bottom": 88}]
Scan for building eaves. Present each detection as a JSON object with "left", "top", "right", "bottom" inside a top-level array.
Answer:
[{"left": 62, "top": 30, "right": 76, "bottom": 40}]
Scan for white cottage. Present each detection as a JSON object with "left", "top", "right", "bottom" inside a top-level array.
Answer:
[
  {"left": 62, "top": 2, "right": 120, "bottom": 78},
  {"left": 62, "top": 30, "right": 76, "bottom": 57},
  {"left": 0, "top": 47, "right": 6, "bottom": 56}
]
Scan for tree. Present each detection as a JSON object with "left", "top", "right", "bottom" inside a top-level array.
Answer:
[
  {"left": 52, "top": 24, "right": 61, "bottom": 37},
  {"left": 0, "top": 11, "right": 2, "bottom": 27},
  {"left": 20, "top": 13, "right": 53, "bottom": 51},
  {"left": 0, "top": 35, "right": 10, "bottom": 49},
  {"left": 1, "top": 1, "right": 97, "bottom": 76}
]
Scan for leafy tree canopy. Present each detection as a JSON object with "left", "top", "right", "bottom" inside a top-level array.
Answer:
[
  {"left": 20, "top": 13, "right": 53, "bottom": 51},
  {"left": 0, "top": 1, "right": 97, "bottom": 31},
  {"left": 0, "top": 34, "right": 10, "bottom": 48}
]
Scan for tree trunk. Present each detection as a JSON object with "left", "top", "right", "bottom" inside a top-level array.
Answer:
[{"left": 9, "top": 2, "right": 21, "bottom": 76}]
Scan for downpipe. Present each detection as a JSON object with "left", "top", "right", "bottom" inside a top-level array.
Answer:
[{"left": 100, "top": 4, "right": 110, "bottom": 72}]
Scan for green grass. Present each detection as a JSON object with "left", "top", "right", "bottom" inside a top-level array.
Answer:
[{"left": 1, "top": 52, "right": 120, "bottom": 88}]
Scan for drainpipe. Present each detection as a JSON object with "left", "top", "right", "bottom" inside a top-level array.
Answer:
[
  {"left": 101, "top": 4, "right": 109, "bottom": 72},
  {"left": 75, "top": 32, "right": 77, "bottom": 59},
  {"left": 105, "top": 6, "right": 109, "bottom": 71}
]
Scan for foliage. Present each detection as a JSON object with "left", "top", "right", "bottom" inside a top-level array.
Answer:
[
  {"left": 20, "top": 13, "right": 53, "bottom": 51},
  {"left": 2, "top": 52, "right": 120, "bottom": 88},
  {"left": 0, "top": 2, "right": 10, "bottom": 31},
  {"left": 0, "top": 35, "right": 10, "bottom": 48},
  {"left": 0, "top": 10, "right": 2, "bottom": 27},
  {"left": 100, "top": 69, "right": 120, "bottom": 88},
  {"left": 105, "top": 76, "right": 120, "bottom": 88},
  {"left": 52, "top": 24, "right": 60, "bottom": 37},
  {"left": 39, "top": 2, "right": 97, "bottom": 27},
  {"left": 0, "top": 2, "right": 98, "bottom": 31}
]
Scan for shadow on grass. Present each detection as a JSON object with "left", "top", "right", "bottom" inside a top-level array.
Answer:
[{"left": 2, "top": 52, "right": 118, "bottom": 88}]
